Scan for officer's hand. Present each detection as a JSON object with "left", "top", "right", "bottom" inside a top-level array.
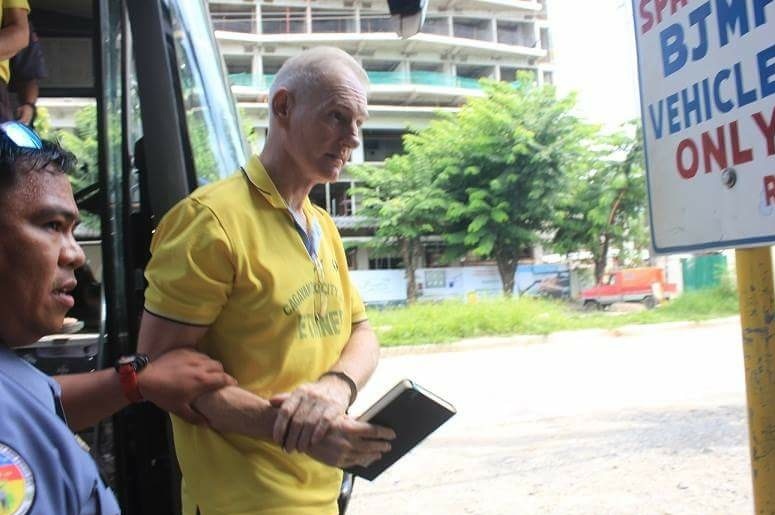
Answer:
[
  {"left": 269, "top": 377, "right": 352, "bottom": 453},
  {"left": 305, "top": 415, "right": 395, "bottom": 469},
  {"left": 138, "top": 348, "right": 237, "bottom": 424}
]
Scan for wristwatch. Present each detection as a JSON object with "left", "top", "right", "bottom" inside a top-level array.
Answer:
[{"left": 114, "top": 353, "right": 150, "bottom": 403}]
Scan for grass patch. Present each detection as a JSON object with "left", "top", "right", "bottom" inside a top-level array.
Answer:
[{"left": 368, "top": 284, "right": 739, "bottom": 347}]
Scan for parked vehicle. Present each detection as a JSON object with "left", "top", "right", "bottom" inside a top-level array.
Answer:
[{"left": 581, "top": 267, "right": 677, "bottom": 310}]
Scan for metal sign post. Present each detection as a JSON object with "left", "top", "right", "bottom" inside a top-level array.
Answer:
[
  {"left": 631, "top": 1, "right": 775, "bottom": 509},
  {"left": 735, "top": 246, "right": 775, "bottom": 513}
]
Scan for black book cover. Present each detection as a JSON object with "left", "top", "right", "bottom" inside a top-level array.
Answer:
[{"left": 346, "top": 379, "right": 456, "bottom": 481}]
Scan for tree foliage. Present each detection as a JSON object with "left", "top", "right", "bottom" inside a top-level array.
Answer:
[
  {"left": 551, "top": 122, "right": 647, "bottom": 283},
  {"left": 350, "top": 153, "right": 446, "bottom": 302},
  {"left": 404, "top": 77, "right": 595, "bottom": 295}
]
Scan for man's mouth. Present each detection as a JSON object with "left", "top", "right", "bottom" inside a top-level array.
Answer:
[
  {"left": 326, "top": 153, "right": 346, "bottom": 165},
  {"left": 52, "top": 280, "right": 77, "bottom": 309}
]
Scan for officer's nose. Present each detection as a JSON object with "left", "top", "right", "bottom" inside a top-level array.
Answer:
[{"left": 60, "top": 231, "right": 86, "bottom": 270}]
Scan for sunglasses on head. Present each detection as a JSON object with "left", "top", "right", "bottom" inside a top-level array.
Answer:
[{"left": 0, "top": 121, "right": 42, "bottom": 149}]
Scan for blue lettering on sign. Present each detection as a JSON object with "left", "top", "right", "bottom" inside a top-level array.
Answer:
[
  {"left": 754, "top": 0, "right": 774, "bottom": 26},
  {"left": 649, "top": 101, "right": 665, "bottom": 139},
  {"left": 734, "top": 61, "right": 758, "bottom": 107},
  {"left": 716, "top": 0, "right": 750, "bottom": 47},
  {"left": 760, "top": 44, "right": 775, "bottom": 98},
  {"left": 667, "top": 93, "right": 682, "bottom": 134},
  {"left": 690, "top": 2, "right": 712, "bottom": 60},
  {"left": 681, "top": 83, "right": 703, "bottom": 127},
  {"left": 660, "top": 23, "right": 688, "bottom": 77},
  {"left": 713, "top": 68, "right": 734, "bottom": 113}
]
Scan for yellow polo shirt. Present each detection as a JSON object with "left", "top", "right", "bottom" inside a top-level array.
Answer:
[
  {"left": 144, "top": 156, "right": 367, "bottom": 515},
  {"left": 0, "top": 0, "right": 31, "bottom": 84}
]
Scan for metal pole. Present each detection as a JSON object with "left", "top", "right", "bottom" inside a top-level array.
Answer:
[{"left": 735, "top": 246, "right": 775, "bottom": 514}]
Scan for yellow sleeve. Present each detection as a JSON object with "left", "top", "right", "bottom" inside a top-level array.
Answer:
[
  {"left": 2, "top": 1, "right": 30, "bottom": 10},
  {"left": 350, "top": 285, "right": 367, "bottom": 324},
  {"left": 144, "top": 198, "right": 234, "bottom": 326}
]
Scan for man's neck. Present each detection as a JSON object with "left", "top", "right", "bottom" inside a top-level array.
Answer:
[{"left": 259, "top": 146, "right": 312, "bottom": 212}]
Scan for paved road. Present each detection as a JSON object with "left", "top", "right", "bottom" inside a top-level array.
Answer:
[{"left": 347, "top": 318, "right": 753, "bottom": 515}]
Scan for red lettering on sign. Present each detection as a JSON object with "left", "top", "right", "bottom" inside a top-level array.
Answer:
[
  {"left": 677, "top": 138, "right": 699, "bottom": 179},
  {"left": 701, "top": 126, "right": 727, "bottom": 174},
  {"left": 765, "top": 176, "right": 775, "bottom": 207},
  {"left": 753, "top": 107, "right": 775, "bottom": 157},
  {"left": 730, "top": 120, "right": 754, "bottom": 165},
  {"left": 640, "top": 0, "right": 690, "bottom": 34}
]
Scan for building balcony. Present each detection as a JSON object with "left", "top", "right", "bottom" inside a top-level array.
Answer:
[
  {"left": 228, "top": 70, "right": 486, "bottom": 90},
  {"left": 215, "top": 30, "right": 547, "bottom": 62},
  {"left": 228, "top": 70, "right": 488, "bottom": 105}
]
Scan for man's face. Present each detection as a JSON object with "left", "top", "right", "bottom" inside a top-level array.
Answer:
[
  {"left": 285, "top": 69, "right": 369, "bottom": 184},
  {"left": 0, "top": 168, "right": 85, "bottom": 347}
]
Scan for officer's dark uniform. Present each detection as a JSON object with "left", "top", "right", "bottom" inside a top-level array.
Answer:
[{"left": 0, "top": 344, "right": 119, "bottom": 514}]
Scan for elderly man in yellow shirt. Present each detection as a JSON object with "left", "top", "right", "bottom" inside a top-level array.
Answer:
[
  {"left": 0, "top": 0, "right": 30, "bottom": 121},
  {"left": 138, "top": 46, "right": 396, "bottom": 515}
]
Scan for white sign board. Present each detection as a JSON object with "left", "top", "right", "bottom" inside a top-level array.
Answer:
[{"left": 632, "top": 0, "right": 775, "bottom": 253}]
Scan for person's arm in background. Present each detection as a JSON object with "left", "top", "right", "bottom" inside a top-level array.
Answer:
[
  {"left": 14, "top": 78, "right": 36, "bottom": 124},
  {"left": 55, "top": 347, "right": 237, "bottom": 431},
  {"left": 0, "top": 8, "right": 28, "bottom": 61}
]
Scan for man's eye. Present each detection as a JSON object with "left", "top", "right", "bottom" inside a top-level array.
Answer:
[
  {"left": 45, "top": 221, "right": 63, "bottom": 231},
  {"left": 332, "top": 112, "right": 345, "bottom": 122}
]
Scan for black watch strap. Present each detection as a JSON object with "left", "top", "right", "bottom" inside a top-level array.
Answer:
[
  {"left": 114, "top": 353, "right": 150, "bottom": 373},
  {"left": 319, "top": 370, "right": 357, "bottom": 407}
]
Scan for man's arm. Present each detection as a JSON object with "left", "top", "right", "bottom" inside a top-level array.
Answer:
[
  {"left": 271, "top": 320, "right": 381, "bottom": 453},
  {"left": 136, "top": 310, "right": 278, "bottom": 439},
  {"left": 14, "top": 78, "right": 37, "bottom": 124},
  {"left": 55, "top": 347, "right": 236, "bottom": 431},
  {"left": 0, "top": 8, "right": 28, "bottom": 61},
  {"left": 138, "top": 311, "right": 392, "bottom": 467}
]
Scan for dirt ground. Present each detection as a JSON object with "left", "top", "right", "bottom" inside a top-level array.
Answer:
[{"left": 348, "top": 318, "right": 753, "bottom": 515}]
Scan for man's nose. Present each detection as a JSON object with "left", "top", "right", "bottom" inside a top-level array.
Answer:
[
  {"left": 342, "top": 122, "right": 360, "bottom": 149},
  {"left": 61, "top": 232, "right": 86, "bottom": 270}
]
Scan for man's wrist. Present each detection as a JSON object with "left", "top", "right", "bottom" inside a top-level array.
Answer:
[
  {"left": 319, "top": 370, "right": 357, "bottom": 408},
  {"left": 115, "top": 353, "right": 150, "bottom": 404}
]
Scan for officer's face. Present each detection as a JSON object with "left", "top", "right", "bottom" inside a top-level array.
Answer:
[{"left": 0, "top": 168, "right": 85, "bottom": 347}]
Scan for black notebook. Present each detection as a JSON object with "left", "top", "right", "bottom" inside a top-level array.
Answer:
[{"left": 346, "top": 379, "right": 456, "bottom": 481}]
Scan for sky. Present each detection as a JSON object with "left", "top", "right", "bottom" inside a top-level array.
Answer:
[{"left": 548, "top": 0, "right": 642, "bottom": 131}]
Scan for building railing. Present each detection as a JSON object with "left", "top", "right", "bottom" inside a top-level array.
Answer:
[
  {"left": 228, "top": 71, "right": 484, "bottom": 90},
  {"left": 211, "top": 12, "right": 539, "bottom": 46}
]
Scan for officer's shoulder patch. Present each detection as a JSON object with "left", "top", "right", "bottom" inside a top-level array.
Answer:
[{"left": 0, "top": 442, "right": 35, "bottom": 515}]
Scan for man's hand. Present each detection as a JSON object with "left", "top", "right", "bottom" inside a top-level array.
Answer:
[
  {"left": 15, "top": 104, "right": 33, "bottom": 125},
  {"left": 305, "top": 415, "right": 395, "bottom": 469},
  {"left": 270, "top": 376, "right": 353, "bottom": 453},
  {"left": 138, "top": 347, "right": 236, "bottom": 424}
]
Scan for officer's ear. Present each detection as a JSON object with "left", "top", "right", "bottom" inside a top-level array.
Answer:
[{"left": 271, "top": 88, "right": 294, "bottom": 129}]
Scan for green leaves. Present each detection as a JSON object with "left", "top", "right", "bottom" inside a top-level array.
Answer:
[
  {"left": 352, "top": 76, "right": 597, "bottom": 296},
  {"left": 550, "top": 121, "right": 648, "bottom": 281}
]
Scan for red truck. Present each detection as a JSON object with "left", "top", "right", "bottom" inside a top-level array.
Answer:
[{"left": 581, "top": 267, "right": 678, "bottom": 310}]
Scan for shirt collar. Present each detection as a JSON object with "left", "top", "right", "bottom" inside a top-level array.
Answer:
[
  {"left": 242, "top": 155, "right": 315, "bottom": 214},
  {"left": 0, "top": 343, "right": 61, "bottom": 413}
]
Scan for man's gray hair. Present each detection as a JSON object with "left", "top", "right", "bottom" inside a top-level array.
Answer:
[{"left": 269, "top": 47, "right": 369, "bottom": 105}]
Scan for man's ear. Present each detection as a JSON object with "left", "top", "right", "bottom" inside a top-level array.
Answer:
[{"left": 271, "top": 88, "right": 293, "bottom": 128}]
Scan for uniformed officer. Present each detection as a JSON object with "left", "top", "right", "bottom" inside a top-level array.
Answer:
[
  {"left": 0, "top": 120, "right": 236, "bottom": 513},
  {"left": 0, "top": 120, "right": 118, "bottom": 513}
]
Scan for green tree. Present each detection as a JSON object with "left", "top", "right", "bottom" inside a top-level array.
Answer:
[
  {"left": 35, "top": 105, "right": 101, "bottom": 230},
  {"left": 409, "top": 77, "right": 594, "bottom": 296},
  {"left": 350, "top": 153, "right": 446, "bottom": 303},
  {"left": 552, "top": 123, "right": 647, "bottom": 283}
]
